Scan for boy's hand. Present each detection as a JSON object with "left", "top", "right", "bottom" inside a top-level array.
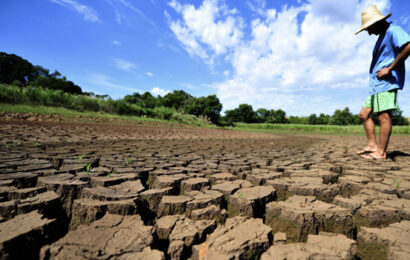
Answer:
[{"left": 377, "top": 67, "right": 391, "bottom": 79}]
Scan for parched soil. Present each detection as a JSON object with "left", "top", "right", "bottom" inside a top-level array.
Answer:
[{"left": 1, "top": 118, "right": 410, "bottom": 259}]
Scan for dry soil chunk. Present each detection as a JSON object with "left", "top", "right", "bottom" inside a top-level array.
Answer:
[
  {"left": 180, "top": 177, "right": 210, "bottom": 194},
  {"left": 41, "top": 213, "right": 154, "bottom": 259},
  {"left": 265, "top": 195, "right": 354, "bottom": 242},
  {"left": 355, "top": 198, "right": 410, "bottom": 227},
  {"left": 209, "top": 173, "right": 237, "bottom": 184},
  {"left": 157, "top": 195, "right": 192, "bottom": 217},
  {"left": 246, "top": 170, "right": 282, "bottom": 185},
  {"left": 69, "top": 198, "right": 138, "bottom": 229},
  {"left": 211, "top": 181, "right": 240, "bottom": 200},
  {"left": 37, "top": 174, "right": 88, "bottom": 217},
  {"left": 0, "top": 211, "right": 60, "bottom": 259},
  {"left": 192, "top": 216, "right": 272, "bottom": 260},
  {"left": 0, "top": 173, "right": 37, "bottom": 188},
  {"left": 261, "top": 232, "right": 357, "bottom": 260},
  {"left": 80, "top": 180, "right": 144, "bottom": 201},
  {"left": 89, "top": 173, "right": 138, "bottom": 187},
  {"left": 266, "top": 177, "right": 339, "bottom": 202},
  {"left": 140, "top": 187, "right": 173, "bottom": 213},
  {"left": 167, "top": 216, "right": 216, "bottom": 260},
  {"left": 119, "top": 247, "right": 164, "bottom": 260},
  {"left": 186, "top": 190, "right": 223, "bottom": 215},
  {"left": 358, "top": 221, "right": 410, "bottom": 260},
  {"left": 151, "top": 174, "right": 186, "bottom": 193},
  {"left": 228, "top": 186, "right": 275, "bottom": 218}
]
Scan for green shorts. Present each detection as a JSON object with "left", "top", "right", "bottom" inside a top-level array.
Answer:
[{"left": 363, "top": 89, "right": 398, "bottom": 113}]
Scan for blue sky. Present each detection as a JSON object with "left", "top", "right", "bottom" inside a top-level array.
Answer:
[{"left": 1, "top": 0, "right": 410, "bottom": 116}]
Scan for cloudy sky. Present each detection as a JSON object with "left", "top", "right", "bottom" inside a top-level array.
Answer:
[{"left": 1, "top": 0, "right": 410, "bottom": 116}]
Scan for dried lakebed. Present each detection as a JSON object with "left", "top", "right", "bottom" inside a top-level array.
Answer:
[{"left": 0, "top": 119, "right": 410, "bottom": 259}]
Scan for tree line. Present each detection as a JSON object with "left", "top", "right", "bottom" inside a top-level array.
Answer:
[
  {"left": 0, "top": 51, "right": 408, "bottom": 126},
  {"left": 223, "top": 104, "right": 408, "bottom": 126}
]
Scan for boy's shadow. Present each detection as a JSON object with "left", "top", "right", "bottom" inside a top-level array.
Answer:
[{"left": 388, "top": 150, "right": 410, "bottom": 160}]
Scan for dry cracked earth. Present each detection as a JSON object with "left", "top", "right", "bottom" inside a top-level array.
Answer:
[{"left": 0, "top": 117, "right": 410, "bottom": 260}]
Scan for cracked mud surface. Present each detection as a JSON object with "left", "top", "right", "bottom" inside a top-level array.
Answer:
[{"left": 0, "top": 119, "right": 409, "bottom": 259}]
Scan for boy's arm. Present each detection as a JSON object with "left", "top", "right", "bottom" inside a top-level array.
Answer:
[{"left": 377, "top": 42, "right": 410, "bottom": 79}]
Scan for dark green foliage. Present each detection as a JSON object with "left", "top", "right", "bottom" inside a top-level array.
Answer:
[
  {"left": 30, "top": 76, "right": 82, "bottom": 94},
  {"left": 316, "top": 113, "right": 331, "bottom": 125},
  {"left": 224, "top": 104, "right": 258, "bottom": 123},
  {"left": 0, "top": 52, "right": 82, "bottom": 94},
  {"left": 0, "top": 52, "right": 36, "bottom": 86},
  {"left": 162, "top": 90, "right": 194, "bottom": 111},
  {"left": 124, "top": 91, "right": 159, "bottom": 109},
  {"left": 186, "top": 95, "right": 222, "bottom": 124},
  {"left": 391, "top": 109, "right": 409, "bottom": 125},
  {"left": 330, "top": 107, "right": 357, "bottom": 125},
  {"left": 307, "top": 114, "right": 317, "bottom": 125}
]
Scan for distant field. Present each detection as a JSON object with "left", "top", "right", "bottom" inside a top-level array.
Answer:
[
  {"left": 1, "top": 103, "right": 409, "bottom": 135},
  {"left": 0, "top": 103, "right": 214, "bottom": 127},
  {"left": 232, "top": 122, "right": 410, "bottom": 136}
]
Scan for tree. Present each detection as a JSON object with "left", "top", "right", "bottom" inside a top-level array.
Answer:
[
  {"left": 307, "top": 114, "right": 317, "bottom": 125},
  {"left": 187, "top": 95, "right": 222, "bottom": 124},
  {"left": 224, "top": 104, "right": 257, "bottom": 123},
  {"left": 391, "top": 109, "right": 409, "bottom": 125},
  {"left": 30, "top": 76, "right": 82, "bottom": 94},
  {"left": 271, "top": 109, "right": 287, "bottom": 123},
  {"left": 316, "top": 113, "right": 331, "bottom": 125},
  {"left": 330, "top": 107, "right": 356, "bottom": 125},
  {"left": 162, "top": 90, "right": 194, "bottom": 111},
  {"left": 0, "top": 52, "right": 36, "bottom": 86},
  {"left": 256, "top": 108, "right": 271, "bottom": 123}
]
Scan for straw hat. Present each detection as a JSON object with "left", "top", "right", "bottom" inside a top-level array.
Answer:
[{"left": 355, "top": 5, "right": 391, "bottom": 35}]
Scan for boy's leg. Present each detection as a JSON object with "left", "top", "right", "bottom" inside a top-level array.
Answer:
[
  {"left": 376, "top": 111, "right": 392, "bottom": 158},
  {"left": 362, "top": 90, "right": 398, "bottom": 159},
  {"left": 357, "top": 107, "right": 377, "bottom": 153}
]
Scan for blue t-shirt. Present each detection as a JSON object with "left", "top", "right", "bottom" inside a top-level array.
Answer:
[{"left": 369, "top": 23, "right": 410, "bottom": 95}]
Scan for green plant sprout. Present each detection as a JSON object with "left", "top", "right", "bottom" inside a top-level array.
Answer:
[
  {"left": 85, "top": 162, "right": 92, "bottom": 172},
  {"left": 34, "top": 142, "right": 42, "bottom": 147},
  {"left": 393, "top": 178, "right": 402, "bottom": 189},
  {"left": 125, "top": 158, "right": 132, "bottom": 164},
  {"left": 107, "top": 173, "right": 113, "bottom": 178},
  {"left": 78, "top": 154, "right": 84, "bottom": 162}
]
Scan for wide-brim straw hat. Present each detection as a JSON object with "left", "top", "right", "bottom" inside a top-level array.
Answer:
[{"left": 355, "top": 5, "right": 391, "bottom": 35}]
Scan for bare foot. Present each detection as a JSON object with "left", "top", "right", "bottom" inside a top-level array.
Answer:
[
  {"left": 355, "top": 146, "right": 377, "bottom": 155},
  {"left": 361, "top": 151, "right": 387, "bottom": 160}
]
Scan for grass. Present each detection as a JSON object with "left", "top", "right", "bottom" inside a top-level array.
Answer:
[
  {"left": 231, "top": 122, "right": 410, "bottom": 136},
  {"left": 0, "top": 103, "right": 214, "bottom": 127},
  {"left": 1, "top": 103, "right": 409, "bottom": 136}
]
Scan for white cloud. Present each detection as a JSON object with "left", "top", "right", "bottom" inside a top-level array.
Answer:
[
  {"left": 169, "top": 0, "right": 393, "bottom": 115},
  {"left": 88, "top": 73, "right": 139, "bottom": 93},
  {"left": 107, "top": 0, "right": 158, "bottom": 27},
  {"left": 113, "top": 58, "right": 136, "bottom": 72},
  {"left": 112, "top": 40, "right": 121, "bottom": 45},
  {"left": 168, "top": 0, "right": 243, "bottom": 64},
  {"left": 145, "top": 72, "right": 154, "bottom": 77},
  {"left": 49, "top": 0, "right": 100, "bottom": 22},
  {"left": 151, "top": 87, "right": 170, "bottom": 96}
]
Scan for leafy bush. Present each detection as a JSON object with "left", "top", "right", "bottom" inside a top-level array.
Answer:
[{"left": 153, "top": 106, "right": 174, "bottom": 120}]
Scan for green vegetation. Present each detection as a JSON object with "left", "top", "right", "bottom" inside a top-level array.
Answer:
[
  {"left": 223, "top": 104, "right": 408, "bottom": 126},
  {"left": 357, "top": 239, "right": 388, "bottom": 260},
  {"left": 125, "top": 158, "right": 132, "bottom": 164},
  {"left": 0, "top": 52, "right": 82, "bottom": 94},
  {"left": 85, "top": 162, "right": 92, "bottom": 173},
  {"left": 0, "top": 89, "right": 213, "bottom": 127},
  {"left": 1, "top": 52, "right": 408, "bottom": 128},
  {"left": 232, "top": 122, "right": 410, "bottom": 135}
]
